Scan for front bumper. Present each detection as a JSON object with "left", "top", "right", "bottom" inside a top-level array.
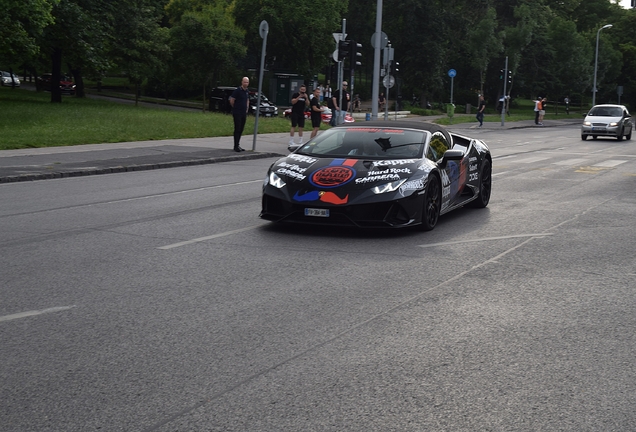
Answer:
[
  {"left": 581, "top": 124, "right": 621, "bottom": 137},
  {"left": 260, "top": 193, "right": 421, "bottom": 228}
]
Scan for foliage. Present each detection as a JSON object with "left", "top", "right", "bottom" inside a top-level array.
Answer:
[
  {"left": 233, "top": 0, "right": 346, "bottom": 76},
  {"left": 0, "top": 0, "right": 56, "bottom": 66},
  {"left": 168, "top": 2, "right": 246, "bottom": 95},
  {"left": 0, "top": 86, "right": 291, "bottom": 149},
  {"left": 1, "top": 0, "right": 636, "bottom": 112}
]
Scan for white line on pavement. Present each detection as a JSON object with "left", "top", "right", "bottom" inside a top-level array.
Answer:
[
  {"left": 418, "top": 233, "right": 553, "bottom": 248},
  {"left": 0, "top": 305, "right": 76, "bottom": 322},
  {"left": 158, "top": 223, "right": 268, "bottom": 250}
]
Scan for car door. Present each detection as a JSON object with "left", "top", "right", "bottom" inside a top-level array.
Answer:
[{"left": 426, "top": 131, "right": 459, "bottom": 211}]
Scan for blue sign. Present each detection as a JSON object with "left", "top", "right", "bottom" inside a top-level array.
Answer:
[{"left": 448, "top": 69, "right": 457, "bottom": 78}]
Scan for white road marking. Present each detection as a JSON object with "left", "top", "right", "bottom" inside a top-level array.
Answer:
[
  {"left": 512, "top": 156, "right": 551, "bottom": 164},
  {"left": 593, "top": 160, "right": 628, "bottom": 167},
  {"left": 553, "top": 158, "right": 588, "bottom": 166},
  {"left": 418, "top": 233, "right": 553, "bottom": 248},
  {"left": 158, "top": 223, "right": 268, "bottom": 250},
  {"left": 104, "top": 180, "right": 262, "bottom": 205},
  {"left": 492, "top": 171, "right": 509, "bottom": 177},
  {"left": 0, "top": 305, "right": 76, "bottom": 322}
]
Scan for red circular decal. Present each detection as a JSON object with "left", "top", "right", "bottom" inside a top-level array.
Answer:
[{"left": 310, "top": 166, "right": 355, "bottom": 188}]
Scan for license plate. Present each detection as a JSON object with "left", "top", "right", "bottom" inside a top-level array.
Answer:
[
  {"left": 592, "top": 127, "right": 606, "bottom": 131},
  {"left": 265, "top": 113, "right": 272, "bottom": 117},
  {"left": 304, "top": 208, "right": 329, "bottom": 217}
]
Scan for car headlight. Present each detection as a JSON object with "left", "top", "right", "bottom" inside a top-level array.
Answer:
[
  {"left": 609, "top": 122, "right": 618, "bottom": 127},
  {"left": 583, "top": 121, "right": 591, "bottom": 126},
  {"left": 372, "top": 178, "right": 407, "bottom": 194},
  {"left": 268, "top": 172, "right": 286, "bottom": 189}
]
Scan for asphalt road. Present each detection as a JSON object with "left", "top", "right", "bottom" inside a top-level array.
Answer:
[{"left": 1, "top": 124, "right": 636, "bottom": 431}]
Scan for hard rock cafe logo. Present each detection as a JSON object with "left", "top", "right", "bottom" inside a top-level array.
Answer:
[{"left": 309, "top": 159, "right": 357, "bottom": 188}]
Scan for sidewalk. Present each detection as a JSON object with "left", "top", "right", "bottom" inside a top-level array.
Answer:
[{"left": 0, "top": 117, "right": 581, "bottom": 184}]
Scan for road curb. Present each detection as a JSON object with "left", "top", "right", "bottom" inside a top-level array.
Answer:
[{"left": 0, "top": 152, "right": 284, "bottom": 184}]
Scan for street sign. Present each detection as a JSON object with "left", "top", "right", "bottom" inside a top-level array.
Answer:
[
  {"left": 370, "top": 32, "right": 388, "bottom": 49},
  {"left": 333, "top": 32, "right": 347, "bottom": 43},
  {"left": 448, "top": 69, "right": 456, "bottom": 78},
  {"left": 383, "top": 74, "right": 395, "bottom": 89},
  {"left": 259, "top": 20, "right": 269, "bottom": 39}
]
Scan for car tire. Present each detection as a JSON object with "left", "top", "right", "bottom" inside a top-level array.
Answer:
[
  {"left": 626, "top": 129, "right": 632, "bottom": 140},
  {"left": 581, "top": 134, "right": 588, "bottom": 140},
  {"left": 420, "top": 174, "right": 441, "bottom": 231},
  {"left": 469, "top": 159, "right": 492, "bottom": 209},
  {"left": 617, "top": 128, "right": 624, "bottom": 141}
]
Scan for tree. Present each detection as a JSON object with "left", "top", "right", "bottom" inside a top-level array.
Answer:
[
  {"left": 0, "top": 0, "right": 56, "bottom": 67},
  {"left": 109, "top": 0, "right": 171, "bottom": 105},
  {"left": 169, "top": 4, "right": 246, "bottom": 110},
  {"left": 467, "top": 6, "right": 503, "bottom": 97},
  {"left": 546, "top": 16, "right": 592, "bottom": 100},
  {"left": 233, "top": 0, "right": 346, "bottom": 77}
]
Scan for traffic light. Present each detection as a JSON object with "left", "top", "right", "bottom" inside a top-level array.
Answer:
[
  {"left": 349, "top": 40, "right": 362, "bottom": 69},
  {"left": 499, "top": 69, "right": 504, "bottom": 80},
  {"left": 338, "top": 40, "right": 350, "bottom": 62},
  {"left": 507, "top": 70, "right": 512, "bottom": 84}
]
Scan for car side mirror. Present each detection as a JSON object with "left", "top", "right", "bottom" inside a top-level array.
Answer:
[
  {"left": 288, "top": 143, "right": 302, "bottom": 153},
  {"left": 437, "top": 149, "right": 464, "bottom": 168}
]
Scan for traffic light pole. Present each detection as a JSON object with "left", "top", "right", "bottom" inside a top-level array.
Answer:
[
  {"left": 337, "top": 19, "right": 346, "bottom": 125},
  {"left": 501, "top": 56, "right": 508, "bottom": 127}
]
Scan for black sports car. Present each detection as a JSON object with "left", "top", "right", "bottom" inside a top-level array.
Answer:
[{"left": 260, "top": 121, "right": 492, "bottom": 230}]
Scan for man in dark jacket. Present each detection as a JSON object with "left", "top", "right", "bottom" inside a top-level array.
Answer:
[{"left": 229, "top": 77, "right": 250, "bottom": 152}]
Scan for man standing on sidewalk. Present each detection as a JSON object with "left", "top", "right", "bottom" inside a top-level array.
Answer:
[
  {"left": 476, "top": 95, "right": 486, "bottom": 128},
  {"left": 289, "top": 84, "right": 309, "bottom": 145},
  {"left": 229, "top": 77, "right": 250, "bottom": 152},
  {"left": 331, "top": 81, "right": 350, "bottom": 126}
]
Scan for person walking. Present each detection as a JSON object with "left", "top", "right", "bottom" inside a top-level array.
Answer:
[
  {"left": 534, "top": 97, "right": 542, "bottom": 125},
  {"left": 538, "top": 97, "right": 547, "bottom": 125},
  {"left": 289, "top": 84, "right": 309, "bottom": 145},
  {"left": 476, "top": 95, "right": 486, "bottom": 127},
  {"left": 564, "top": 96, "right": 570, "bottom": 114},
  {"left": 331, "top": 81, "right": 350, "bottom": 126},
  {"left": 378, "top": 92, "right": 386, "bottom": 111},
  {"left": 310, "top": 87, "right": 325, "bottom": 139},
  {"left": 229, "top": 77, "right": 250, "bottom": 152}
]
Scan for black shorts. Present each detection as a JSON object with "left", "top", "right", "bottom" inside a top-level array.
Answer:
[
  {"left": 291, "top": 112, "right": 305, "bottom": 128},
  {"left": 311, "top": 114, "right": 322, "bottom": 128}
]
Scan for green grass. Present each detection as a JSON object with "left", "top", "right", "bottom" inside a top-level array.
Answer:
[{"left": 0, "top": 87, "right": 294, "bottom": 150}]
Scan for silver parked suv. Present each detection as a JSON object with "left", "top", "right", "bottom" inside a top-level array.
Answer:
[{"left": 581, "top": 104, "right": 633, "bottom": 141}]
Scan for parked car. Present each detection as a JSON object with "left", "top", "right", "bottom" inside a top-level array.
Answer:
[
  {"left": 581, "top": 104, "right": 633, "bottom": 141},
  {"left": 1, "top": 71, "right": 20, "bottom": 87},
  {"left": 283, "top": 106, "right": 355, "bottom": 124},
  {"left": 209, "top": 86, "right": 278, "bottom": 117},
  {"left": 260, "top": 121, "right": 492, "bottom": 230},
  {"left": 36, "top": 73, "right": 76, "bottom": 95}
]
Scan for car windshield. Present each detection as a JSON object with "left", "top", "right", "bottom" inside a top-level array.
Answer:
[
  {"left": 589, "top": 107, "right": 623, "bottom": 117},
  {"left": 296, "top": 127, "right": 427, "bottom": 159},
  {"left": 250, "top": 93, "right": 271, "bottom": 103}
]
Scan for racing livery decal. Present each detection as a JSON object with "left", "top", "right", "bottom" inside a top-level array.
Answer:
[
  {"left": 309, "top": 159, "right": 357, "bottom": 188},
  {"left": 293, "top": 190, "right": 349, "bottom": 205}
]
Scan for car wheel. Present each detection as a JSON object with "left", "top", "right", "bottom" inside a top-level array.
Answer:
[
  {"left": 626, "top": 129, "right": 632, "bottom": 140},
  {"left": 581, "top": 134, "right": 588, "bottom": 140},
  {"left": 469, "top": 159, "right": 492, "bottom": 208},
  {"left": 420, "top": 174, "right": 441, "bottom": 231},
  {"left": 617, "top": 128, "right": 624, "bottom": 141}
]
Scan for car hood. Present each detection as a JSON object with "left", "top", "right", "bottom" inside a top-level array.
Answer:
[
  {"left": 266, "top": 154, "right": 433, "bottom": 206},
  {"left": 584, "top": 115, "right": 623, "bottom": 123}
]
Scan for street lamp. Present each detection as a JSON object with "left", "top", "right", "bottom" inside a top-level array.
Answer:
[{"left": 592, "top": 23, "right": 612, "bottom": 106}]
